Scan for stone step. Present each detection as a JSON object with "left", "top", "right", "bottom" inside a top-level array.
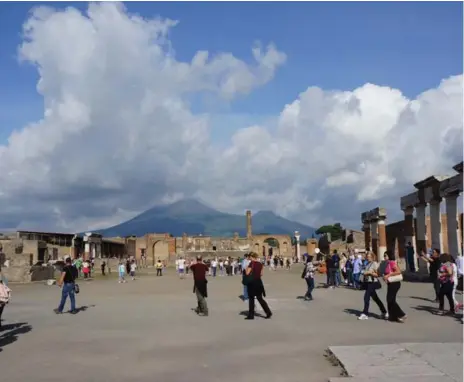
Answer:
[{"left": 329, "top": 376, "right": 456, "bottom": 382}]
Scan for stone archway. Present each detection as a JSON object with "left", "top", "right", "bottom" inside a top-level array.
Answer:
[
  {"left": 151, "top": 240, "right": 169, "bottom": 266},
  {"left": 263, "top": 237, "right": 280, "bottom": 257}
]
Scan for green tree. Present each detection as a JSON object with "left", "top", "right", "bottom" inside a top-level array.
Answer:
[{"left": 315, "top": 223, "right": 344, "bottom": 241}]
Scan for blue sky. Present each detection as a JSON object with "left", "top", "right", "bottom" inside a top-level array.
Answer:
[{"left": 0, "top": 1, "right": 462, "bottom": 145}]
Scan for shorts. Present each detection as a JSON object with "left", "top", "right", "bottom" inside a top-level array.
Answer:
[
  {"left": 178, "top": 269, "right": 185, "bottom": 274},
  {"left": 130, "top": 271, "right": 135, "bottom": 277}
]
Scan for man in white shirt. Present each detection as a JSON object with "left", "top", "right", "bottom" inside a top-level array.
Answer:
[
  {"left": 211, "top": 258, "right": 218, "bottom": 277},
  {"left": 178, "top": 257, "right": 186, "bottom": 279}
]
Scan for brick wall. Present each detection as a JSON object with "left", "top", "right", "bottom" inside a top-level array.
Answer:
[{"left": 386, "top": 212, "right": 464, "bottom": 257}]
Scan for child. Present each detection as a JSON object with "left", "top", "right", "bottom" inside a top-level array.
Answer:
[{"left": 118, "top": 262, "right": 126, "bottom": 283}]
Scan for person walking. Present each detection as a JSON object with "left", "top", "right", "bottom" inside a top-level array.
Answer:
[
  {"left": 241, "top": 253, "right": 251, "bottom": 301},
  {"left": 383, "top": 251, "right": 406, "bottom": 323},
  {"left": 420, "top": 248, "right": 442, "bottom": 302},
  {"left": 118, "top": 261, "right": 127, "bottom": 283},
  {"left": 352, "top": 254, "right": 363, "bottom": 289},
  {"left": 244, "top": 252, "right": 272, "bottom": 320},
  {"left": 190, "top": 256, "right": 209, "bottom": 317},
  {"left": 0, "top": 279, "right": 11, "bottom": 328},
  {"left": 437, "top": 253, "right": 456, "bottom": 315},
  {"left": 101, "top": 260, "right": 106, "bottom": 276},
  {"left": 54, "top": 257, "right": 78, "bottom": 314},
  {"left": 358, "top": 252, "right": 388, "bottom": 321},
  {"left": 301, "top": 256, "right": 316, "bottom": 300}
]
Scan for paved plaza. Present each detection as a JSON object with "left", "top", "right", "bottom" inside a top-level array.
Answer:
[{"left": 0, "top": 267, "right": 462, "bottom": 382}]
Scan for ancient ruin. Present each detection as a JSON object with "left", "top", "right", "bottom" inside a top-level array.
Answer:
[{"left": 360, "top": 161, "right": 463, "bottom": 271}]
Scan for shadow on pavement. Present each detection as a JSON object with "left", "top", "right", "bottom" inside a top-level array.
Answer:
[
  {"left": 239, "top": 310, "right": 266, "bottom": 318},
  {"left": 343, "top": 308, "right": 383, "bottom": 320},
  {"left": 0, "top": 322, "right": 32, "bottom": 353},
  {"left": 407, "top": 296, "right": 435, "bottom": 302},
  {"left": 68, "top": 304, "right": 96, "bottom": 314}
]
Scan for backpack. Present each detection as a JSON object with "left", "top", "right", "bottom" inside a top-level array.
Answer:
[{"left": 0, "top": 282, "right": 11, "bottom": 304}]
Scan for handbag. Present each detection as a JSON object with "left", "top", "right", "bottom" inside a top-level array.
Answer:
[
  {"left": 74, "top": 283, "right": 80, "bottom": 294},
  {"left": 387, "top": 274, "right": 403, "bottom": 283},
  {"left": 242, "top": 269, "right": 254, "bottom": 286}
]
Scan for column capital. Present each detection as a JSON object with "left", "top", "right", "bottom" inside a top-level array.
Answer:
[
  {"left": 402, "top": 206, "right": 414, "bottom": 215},
  {"left": 444, "top": 191, "right": 460, "bottom": 200},
  {"left": 429, "top": 198, "right": 442, "bottom": 205}
]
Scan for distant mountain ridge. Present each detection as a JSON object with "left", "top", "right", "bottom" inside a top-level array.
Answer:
[{"left": 94, "top": 199, "right": 317, "bottom": 238}]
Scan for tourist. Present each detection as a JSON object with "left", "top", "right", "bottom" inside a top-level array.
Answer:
[
  {"left": 243, "top": 252, "right": 272, "bottom": 320},
  {"left": 211, "top": 257, "right": 218, "bottom": 277},
  {"left": 0, "top": 278, "right": 11, "bottom": 328},
  {"left": 101, "top": 260, "right": 106, "bottom": 276},
  {"left": 383, "top": 251, "right": 406, "bottom": 323},
  {"left": 185, "top": 258, "right": 190, "bottom": 275},
  {"left": 241, "top": 254, "right": 250, "bottom": 301},
  {"left": 352, "top": 254, "right": 363, "bottom": 289},
  {"left": 178, "top": 256, "right": 186, "bottom": 279},
  {"left": 54, "top": 257, "right": 78, "bottom": 315},
  {"left": 130, "top": 260, "right": 137, "bottom": 281},
  {"left": 437, "top": 253, "right": 455, "bottom": 315},
  {"left": 285, "top": 257, "right": 291, "bottom": 270},
  {"left": 358, "top": 252, "right": 387, "bottom": 321},
  {"left": 273, "top": 256, "right": 278, "bottom": 271},
  {"left": 456, "top": 252, "right": 463, "bottom": 292},
  {"left": 340, "top": 253, "right": 347, "bottom": 284},
  {"left": 406, "top": 242, "right": 416, "bottom": 272},
  {"left": 190, "top": 255, "right": 209, "bottom": 317},
  {"left": 224, "top": 258, "right": 230, "bottom": 276},
  {"left": 301, "top": 256, "right": 316, "bottom": 301},
  {"left": 279, "top": 256, "right": 284, "bottom": 268},
  {"left": 449, "top": 256, "right": 461, "bottom": 310},
  {"left": 330, "top": 250, "right": 341, "bottom": 288},
  {"left": 220, "top": 258, "right": 226, "bottom": 276},
  {"left": 420, "top": 248, "right": 442, "bottom": 301},
  {"left": 345, "top": 254, "right": 354, "bottom": 286},
  {"left": 232, "top": 258, "right": 238, "bottom": 275},
  {"left": 156, "top": 259, "right": 163, "bottom": 276},
  {"left": 82, "top": 260, "right": 90, "bottom": 279},
  {"left": 118, "top": 261, "right": 127, "bottom": 283}
]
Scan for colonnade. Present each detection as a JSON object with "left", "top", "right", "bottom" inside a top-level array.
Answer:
[
  {"left": 361, "top": 207, "right": 387, "bottom": 259},
  {"left": 400, "top": 162, "right": 463, "bottom": 271}
]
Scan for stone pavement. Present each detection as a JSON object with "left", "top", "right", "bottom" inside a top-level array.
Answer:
[
  {"left": 0, "top": 267, "right": 462, "bottom": 382},
  {"left": 328, "top": 342, "right": 463, "bottom": 382}
]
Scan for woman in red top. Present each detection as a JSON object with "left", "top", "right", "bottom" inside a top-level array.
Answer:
[{"left": 244, "top": 252, "right": 272, "bottom": 320}]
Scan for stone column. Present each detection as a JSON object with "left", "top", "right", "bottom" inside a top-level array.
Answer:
[
  {"left": 246, "top": 210, "right": 252, "bottom": 239},
  {"left": 370, "top": 220, "right": 378, "bottom": 258},
  {"left": 84, "top": 243, "right": 90, "bottom": 260},
  {"left": 429, "top": 199, "right": 443, "bottom": 252},
  {"left": 294, "top": 231, "right": 301, "bottom": 262},
  {"left": 363, "top": 222, "right": 371, "bottom": 251},
  {"left": 402, "top": 206, "right": 418, "bottom": 270},
  {"left": 377, "top": 217, "right": 387, "bottom": 259},
  {"left": 415, "top": 204, "right": 427, "bottom": 253},
  {"left": 445, "top": 193, "right": 460, "bottom": 257}
]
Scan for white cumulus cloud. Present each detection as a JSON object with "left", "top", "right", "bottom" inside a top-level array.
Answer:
[{"left": 0, "top": 3, "right": 462, "bottom": 232}]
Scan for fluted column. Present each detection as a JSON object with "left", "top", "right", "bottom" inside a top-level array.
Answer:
[
  {"left": 429, "top": 199, "right": 443, "bottom": 252},
  {"left": 246, "top": 210, "right": 252, "bottom": 239},
  {"left": 445, "top": 193, "right": 461, "bottom": 257}
]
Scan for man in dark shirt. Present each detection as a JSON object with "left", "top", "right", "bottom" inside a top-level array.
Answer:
[
  {"left": 54, "top": 257, "right": 78, "bottom": 314},
  {"left": 190, "top": 256, "right": 209, "bottom": 317},
  {"left": 421, "top": 248, "right": 442, "bottom": 302},
  {"left": 331, "top": 250, "right": 341, "bottom": 287}
]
